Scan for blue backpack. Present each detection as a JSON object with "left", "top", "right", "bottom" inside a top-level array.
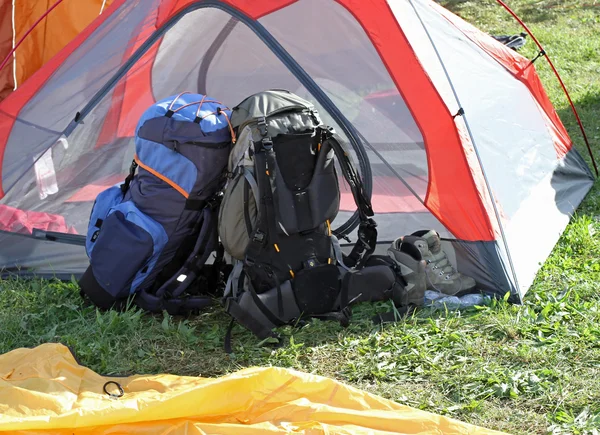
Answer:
[{"left": 79, "top": 92, "right": 234, "bottom": 314}]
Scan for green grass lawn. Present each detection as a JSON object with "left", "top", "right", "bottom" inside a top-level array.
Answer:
[{"left": 2, "top": 1, "right": 600, "bottom": 434}]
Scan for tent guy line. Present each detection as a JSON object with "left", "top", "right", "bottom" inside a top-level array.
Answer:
[{"left": 495, "top": 0, "right": 598, "bottom": 176}]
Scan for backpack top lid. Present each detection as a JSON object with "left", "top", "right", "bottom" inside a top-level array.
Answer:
[
  {"left": 230, "top": 89, "right": 319, "bottom": 130},
  {"left": 135, "top": 92, "right": 234, "bottom": 139}
]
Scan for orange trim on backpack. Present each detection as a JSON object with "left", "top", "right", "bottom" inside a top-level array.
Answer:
[{"left": 134, "top": 155, "right": 189, "bottom": 199}]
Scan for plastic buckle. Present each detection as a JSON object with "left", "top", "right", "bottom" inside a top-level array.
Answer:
[
  {"left": 309, "top": 109, "right": 320, "bottom": 125},
  {"left": 357, "top": 228, "right": 372, "bottom": 251},
  {"left": 91, "top": 230, "right": 100, "bottom": 243},
  {"left": 205, "top": 197, "right": 219, "bottom": 210},
  {"left": 232, "top": 165, "right": 243, "bottom": 177},
  {"left": 252, "top": 230, "right": 265, "bottom": 243},
  {"left": 257, "top": 117, "right": 268, "bottom": 137},
  {"left": 262, "top": 138, "right": 273, "bottom": 150}
]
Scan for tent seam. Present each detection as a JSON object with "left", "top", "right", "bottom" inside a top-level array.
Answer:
[
  {"left": 337, "top": 0, "right": 486, "bottom": 240},
  {"left": 433, "top": 5, "right": 575, "bottom": 163},
  {"left": 407, "top": 0, "right": 521, "bottom": 299},
  {"left": 337, "top": 1, "right": 435, "bottom": 210}
]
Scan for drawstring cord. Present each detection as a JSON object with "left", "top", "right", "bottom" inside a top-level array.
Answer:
[
  {"left": 196, "top": 106, "right": 237, "bottom": 144},
  {"left": 166, "top": 93, "right": 236, "bottom": 144}
]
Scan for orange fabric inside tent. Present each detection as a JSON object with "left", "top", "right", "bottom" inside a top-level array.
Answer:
[{"left": 0, "top": 0, "right": 114, "bottom": 100}]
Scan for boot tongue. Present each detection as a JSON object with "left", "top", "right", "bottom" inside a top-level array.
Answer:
[
  {"left": 401, "top": 236, "right": 429, "bottom": 258},
  {"left": 421, "top": 230, "right": 441, "bottom": 254}
]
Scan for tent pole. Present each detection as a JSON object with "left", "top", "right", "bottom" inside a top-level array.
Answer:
[
  {"left": 0, "top": 0, "right": 65, "bottom": 76},
  {"left": 52, "top": 1, "right": 371, "bottom": 237},
  {"left": 197, "top": 17, "right": 238, "bottom": 94},
  {"left": 495, "top": 0, "right": 598, "bottom": 177},
  {"left": 407, "top": 0, "right": 521, "bottom": 300},
  {"left": 11, "top": 0, "right": 17, "bottom": 90}
]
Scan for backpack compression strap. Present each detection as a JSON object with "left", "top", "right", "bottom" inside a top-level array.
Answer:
[
  {"left": 120, "top": 159, "right": 138, "bottom": 194},
  {"left": 243, "top": 122, "right": 377, "bottom": 272},
  {"left": 135, "top": 196, "right": 222, "bottom": 315},
  {"left": 244, "top": 137, "right": 281, "bottom": 266},
  {"left": 244, "top": 130, "right": 297, "bottom": 284},
  {"left": 321, "top": 128, "right": 377, "bottom": 269}
]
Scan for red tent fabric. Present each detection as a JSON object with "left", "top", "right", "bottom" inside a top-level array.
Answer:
[{"left": 0, "top": 204, "right": 77, "bottom": 235}]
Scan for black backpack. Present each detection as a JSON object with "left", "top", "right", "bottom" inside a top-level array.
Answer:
[{"left": 217, "top": 90, "right": 385, "bottom": 347}]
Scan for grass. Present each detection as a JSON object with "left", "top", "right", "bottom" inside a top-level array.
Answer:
[{"left": 2, "top": 1, "right": 600, "bottom": 434}]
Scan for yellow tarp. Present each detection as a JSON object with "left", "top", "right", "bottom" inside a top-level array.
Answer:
[{"left": 0, "top": 344, "right": 508, "bottom": 434}]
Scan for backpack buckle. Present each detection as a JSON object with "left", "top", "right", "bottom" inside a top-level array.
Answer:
[
  {"left": 357, "top": 227, "right": 373, "bottom": 251},
  {"left": 261, "top": 138, "right": 273, "bottom": 150},
  {"left": 355, "top": 220, "right": 377, "bottom": 250},
  {"left": 257, "top": 117, "right": 268, "bottom": 137},
  {"left": 206, "top": 196, "right": 220, "bottom": 210},
  {"left": 252, "top": 230, "right": 266, "bottom": 243},
  {"left": 309, "top": 109, "right": 321, "bottom": 125}
]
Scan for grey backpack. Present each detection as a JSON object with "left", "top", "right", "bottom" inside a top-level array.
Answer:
[{"left": 218, "top": 90, "right": 384, "bottom": 347}]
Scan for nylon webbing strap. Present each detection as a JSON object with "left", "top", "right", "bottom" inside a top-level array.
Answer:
[
  {"left": 346, "top": 221, "right": 378, "bottom": 269},
  {"left": 223, "top": 261, "right": 244, "bottom": 299},
  {"left": 263, "top": 146, "right": 281, "bottom": 245},
  {"left": 243, "top": 168, "right": 259, "bottom": 205},
  {"left": 184, "top": 199, "right": 207, "bottom": 210},
  {"left": 246, "top": 279, "right": 286, "bottom": 328},
  {"left": 324, "top": 132, "right": 373, "bottom": 220},
  {"left": 153, "top": 196, "right": 220, "bottom": 301},
  {"left": 120, "top": 159, "right": 138, "bottom": 194},
  {"left": 171, "top": 208, "right": 218, "bottom": 298},
  {"left": 244, "top": 150, "right": 268, "bottom": 264},
  {"left": 331, "top": 235, "right": 350, "bottom": 271},
  {"left": 323, "top": 130, "right": 377, "bottom": 268},
  {"left": 224, "top": 300, "right": 279, "bottom": 352},
  {"left": 244, "top": 144, "right": 278, "bottom": 265},
  {"left": 242, "top": 169, "right": 259, "bottom": 236}
]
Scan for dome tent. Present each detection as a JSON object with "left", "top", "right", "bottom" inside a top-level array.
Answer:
[{"left": 0, "top": 0, "right": 594, "bottom": 302}]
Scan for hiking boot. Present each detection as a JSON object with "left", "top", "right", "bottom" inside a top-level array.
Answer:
[
  {"left": 401, "top": 230, "right": 476, "bottom": 296},
  {"left": 387, "top": 238, "right": 427, "bottom": 306}
]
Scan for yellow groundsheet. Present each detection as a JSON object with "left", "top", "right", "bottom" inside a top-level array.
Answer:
[{"left": 0, "top": 343, "right": 508, "bottom": 434}]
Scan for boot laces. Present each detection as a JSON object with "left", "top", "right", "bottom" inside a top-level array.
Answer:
[{"left": 427, "top": 255, "right": 456, "bottom": 279}]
